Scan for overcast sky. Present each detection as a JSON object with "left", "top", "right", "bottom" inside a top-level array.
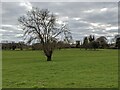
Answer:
[{"left": 1, "top": 1, "right": 118, "bottom": 43}]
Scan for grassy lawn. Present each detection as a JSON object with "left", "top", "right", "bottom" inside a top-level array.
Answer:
[{"left": 2, "top": 49, "right": 118, "bottom": 88}]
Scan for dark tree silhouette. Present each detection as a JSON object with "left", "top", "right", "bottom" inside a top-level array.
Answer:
[
  {"left": 90, "top": 41, "right": 99, "bottom": 50},
  {"left": 115, "top": 35, "right": 120, "bottom": 49},
  {"left": 83, "top": 37, "right": 89, "bottom": 50},
  {"left": 96, "top": 36, "right": 108, "bottom": 48},
  {"left": 11, "top": 42, "right": 16, "bottom": 50},
  {"left": 82, "top": 35, "right": 100, "bottom": 50},
  {"left": 76, "top": 40, "right": 80, "bottom": 48},
  {"left": 89, "top": 35, "right": 95, "bottom": 42},
  {"left": 115, "top": 38, "right": 120, "bottom": 49},
  {"left": 18, "top": 41, "right": 25, "bottom": 50},
  {"left": 18, "top": 8, "right": 72, "bottom": 61}
]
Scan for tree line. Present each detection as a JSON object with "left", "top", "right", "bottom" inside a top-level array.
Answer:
[{"left": 1, "top": 34, "right": 120, "bottom": 50}]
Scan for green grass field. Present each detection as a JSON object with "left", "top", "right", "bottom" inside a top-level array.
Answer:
[{"left": 2, "top": 49, "right": 118, "bottom": 88}]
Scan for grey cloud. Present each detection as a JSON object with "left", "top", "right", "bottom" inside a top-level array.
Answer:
[
  {"left": 2, "top": 2, "right": 27, "bottom": 25},
  {"left": 1, "top": 2, "right": 118, "bottom": 42},
  {"left": 84, "top": 9, "right": 117, "bottom": 25}
]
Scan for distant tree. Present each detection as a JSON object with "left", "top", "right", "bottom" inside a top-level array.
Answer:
[
  {"left": 11, "top": 42, "right": 16, "bottom": 50},
  {"left": 88, "top": 35, "right": 99, "bottom": 50},
  {"left": 115, "top": 38, "right": 120, "bottom": 49},
  {"left": 32, "top": 43, "right": 43, "bottom": 50},
  {"left": 96, "top": 36, "right": 108, "bottom": 48},
  {"left": 18, "top": 41, "right": 25, "bottom": 50},
  {"left": 18, "top": 7, "right": 72, "bottom": 61},
  {"left": 1, "top": 40, "right": 10, "bottom": 50},
  {"left": 82, "top": 35, "right": 100, "bottom": 50},
  {"left": 88, "top": 35, "right": 95, "bottom": 42},
  {"left": 76, "top": 40, "right": 80, "bottom": 48},
  {"left": 90, "top": 41, "right": 99, "bottom": 50},
  {"left": 57, "top": 41, "right": 64, "bottom": 50},
  {"left": 115, "top": 35, "right": 120, "bottom": 49},
  {"left": 83, "top": 37, "right": 89, "bottom": 50}
]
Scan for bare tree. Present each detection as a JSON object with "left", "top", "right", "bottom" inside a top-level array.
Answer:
[{"left": 18, "top": 7, "right": 72, "bottom": 61}]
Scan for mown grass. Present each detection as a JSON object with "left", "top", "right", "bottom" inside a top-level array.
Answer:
[{"left": 2, "top": 49, "right": 118, "bottom": 88}]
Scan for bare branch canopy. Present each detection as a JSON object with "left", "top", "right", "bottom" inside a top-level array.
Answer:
[{"left": 18, "top": 7, "right": 72, "bottom": 61}]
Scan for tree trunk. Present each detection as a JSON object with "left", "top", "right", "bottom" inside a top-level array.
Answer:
[
  {"left": 43, "top": 44, "right": 53, "bottom": 61},
  {"left": 47, "top": 55, "right": 52, "bottom": 61},
  {"left": 44, "top": 49, "right": 52, "bottom": 61}
]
